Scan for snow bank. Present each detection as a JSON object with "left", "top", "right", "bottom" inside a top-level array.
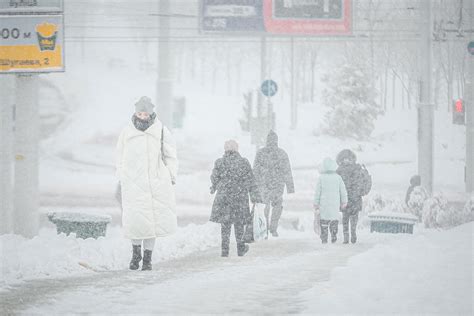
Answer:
[
  {"left": 301, "top": 223, "right": 473, "bottom": 315},
  {"left": 0, "top": 223, "right": 220, "bottom": 287}
]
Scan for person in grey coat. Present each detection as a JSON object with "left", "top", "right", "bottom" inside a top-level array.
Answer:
[
  {"left": 210, "top": 140, "right": 261, "bottom": 257},
  {"left": 253, "top": 131, "right": 295, "bottom": 237}
]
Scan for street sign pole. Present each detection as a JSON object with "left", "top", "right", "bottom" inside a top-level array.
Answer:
[
  {"left": 13, "top": 74, "right": 40, "bottom": 238},
  {"left": 466, "top": 82, "right": 473, "bottom": 194},
  {"left": 0, "top": 76, "right": 14, "bottom": 235},
  {"left": 157, "top": 0, "right": 173, "bottom": 129},
  {"left": 466, "top": 1, "right": 474, "bottom": 193},
  {"left": 418, "top": 0, "right": 434, "bottom": 195}
]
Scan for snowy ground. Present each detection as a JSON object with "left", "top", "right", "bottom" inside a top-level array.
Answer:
[
  {"left": 1, "top": 224, "right": 472, "bottom": 315},
  {"left": 302, "top": 223, "right": 473, "bottom": 315}
]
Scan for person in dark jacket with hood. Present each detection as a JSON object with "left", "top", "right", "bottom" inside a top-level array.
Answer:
[
  {"left": 405, "top": 175, "right": 421, "bottom": 205},
  {"left": 336, "top": 149, "right": 364, "bottom": 244},
  {"left": 253, "top": 130, "right": 295, "bottom": 237},
  {"left": 210, "top": 140, "right": 261, "bottom": 257}
]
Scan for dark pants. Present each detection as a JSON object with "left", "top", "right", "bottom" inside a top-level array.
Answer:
[
  {"left": 342, "top": 212, "right": 359, "bottom": 243},
  {"left": 264, "top": 196, "right": 283, "bottom": 233},
  {"left": 221, "top": 222, "right": 245, "bottom": 255},
  {"left": 320, "top": 220, "right": 338, "bottom": 243}
]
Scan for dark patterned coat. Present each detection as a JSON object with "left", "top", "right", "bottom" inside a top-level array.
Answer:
[
  {"left": 210, "top": 151, "right": 260, "bottom": 225},
  {"left": 253, "top": 131, "right": 295, "bottom": 202},
  {"left": 336, "top": 163, "right": 364, "bottom": 215}
]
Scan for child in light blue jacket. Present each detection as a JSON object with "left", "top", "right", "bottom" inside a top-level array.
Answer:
[{"left": 314, "top": 157, "right": 348, "bottom": 243}]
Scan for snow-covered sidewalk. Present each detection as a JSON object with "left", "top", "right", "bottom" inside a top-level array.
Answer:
[
  {"left": 2, "top": 230, "right": 371, "bottom": 315},
  {"left": 0, "top": 223, "right": 221, "bottom": 285},
  {"left": 301, "top": 222, "right": 473, "bottom": 315},
  {"left": 1, "top": 224, "right": 472, "bottom": 315}
]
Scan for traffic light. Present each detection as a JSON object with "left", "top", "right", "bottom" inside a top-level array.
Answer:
[{"left": 452, "top": 99, "right": 465, "bottom": 125}]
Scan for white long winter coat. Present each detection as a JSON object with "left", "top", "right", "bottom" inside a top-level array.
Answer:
[{"left": 116, "top": 120, "right": 178, "bottom": 239}]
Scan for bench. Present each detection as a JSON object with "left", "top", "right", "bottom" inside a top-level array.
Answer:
[
  {"left": 368, "top": 211, "right": 418, "bottom": 234},
  {"left": 47, "top": 212, "right": 112, "bottom": 239}
]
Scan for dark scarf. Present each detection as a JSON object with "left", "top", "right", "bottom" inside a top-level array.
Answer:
[{"left": 132, "top": 112, "right": 156, "bottom": 131}]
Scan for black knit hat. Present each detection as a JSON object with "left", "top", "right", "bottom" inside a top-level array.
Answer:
[{"left": 336, "top": 149, "right": 357, "bottom": 166}]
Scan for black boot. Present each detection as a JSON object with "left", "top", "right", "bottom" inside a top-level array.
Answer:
[
  {"left": 142, "top": 250, "right": 153, "bottom": 271},
  {"left": 221, "top": 240, "right": 230, "bottom": 257},
  {"left": 237, "top": 243, "right": 249, "bottom": 257},
  {"left": 343, "top": 233, "right": 349, "bottom": 244},
  {"left": 221, "top": 248, "right": 229, "bottom": 257},
  {"left": 129, "top": 245, "right": 142, "bottom": 270}
]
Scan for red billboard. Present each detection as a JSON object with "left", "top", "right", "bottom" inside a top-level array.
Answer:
[{"left": 263, "top": 0, "right": 352, "bottom": 35}]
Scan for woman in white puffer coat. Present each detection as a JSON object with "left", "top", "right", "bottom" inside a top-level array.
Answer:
[{"left": 116, "top": 96, "right": 178, "bottom": 271}]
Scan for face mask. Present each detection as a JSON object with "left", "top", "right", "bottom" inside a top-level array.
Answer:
[{"left": 132, "top": 113, "right": 155, "bottom": 131}]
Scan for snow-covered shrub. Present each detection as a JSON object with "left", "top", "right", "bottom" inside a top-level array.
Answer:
[
  {"left": 422, "top": 197, "right": 442, "bottom": 228},
  {"left": 407, "top": 186, "right": 429, "bottom": 221},
  {"left": 422, "top": 193, "right": 472, "bottom": 228},
  {"left": 465, "top": 194, "right": 474, "bottom": 221},
  {"left": 320, "top": 63, "right": 383, "bottom": 140},
  {"left": 438, "top": 194, "right": 474, "bottom": 227},
  {"left": 364, "top": 193, "right": 387, "bottom": 215},
  {"left": 422, "top": 194, "right": 447, "bottom": 228}
]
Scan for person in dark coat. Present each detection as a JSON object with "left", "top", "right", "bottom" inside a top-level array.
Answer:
[
  {"left": 405, "top": 175, "right": 421, "bottom": 205},
  {"left": 253, "top": 131, "right": 295, "bottom": 237},
  {"left": 336, "top": 149, "right": 364, "bottom": 244},
  {"left": 210, "top": 140, "right": 261, "bottom": 257}
]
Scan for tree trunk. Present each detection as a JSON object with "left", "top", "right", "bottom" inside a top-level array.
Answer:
[
  {"left": 190, "top": 43, "right": 196, "bottom": 80},
  {"left": 226, "top": 48, "right": 232, "bottom": 95},
  {"left": 447, "top": 80, "right": 453, "bottom": 112},
  {"left": 401, "top": 75, "right": 406, "bottom": 109},
  {"left": 408, "top": 79, "right": 413, "bottom": 110},
  {"left": 236, "top": 58, "right": 242, "bottom": 95},
  {"left": 311, "top": 58, "right": 316, "bottom": 103},
  {"left": 383, "top": 67, "right": 388, "bottom": 111},
  {"left": 392, "top": 71, "right": 396, "bottom": 109},
  {"left": 200, "top": 53, "right": 206, "bottom": 88},
  {"left": 434, "top": 67, "right": 440, "bottom": 110}
]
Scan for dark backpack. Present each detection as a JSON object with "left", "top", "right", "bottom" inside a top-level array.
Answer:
[{"left": 358, "top": 164, "right": 372, "bottom": 196}]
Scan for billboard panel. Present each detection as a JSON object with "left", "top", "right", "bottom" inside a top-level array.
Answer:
[
  {"left": 0, "top": 15, "right": 65, "bottom": 73},
  {"left": 200, "top": 0, "right": 265, "bottom": 33},
  {"left": 264, "top": 0, "right": 352, "bottom": 35},
  {"left": 199, "top": 0, "right": 352, "bottom": 35}
]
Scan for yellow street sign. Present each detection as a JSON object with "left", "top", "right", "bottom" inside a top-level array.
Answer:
[{"left": 0, "top": 15, "right": 64, "bottom": 73}]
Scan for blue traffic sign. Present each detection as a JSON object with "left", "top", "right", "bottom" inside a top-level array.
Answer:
[{"left": 261, "top": 80, "right": 278, "bottom": 97}]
